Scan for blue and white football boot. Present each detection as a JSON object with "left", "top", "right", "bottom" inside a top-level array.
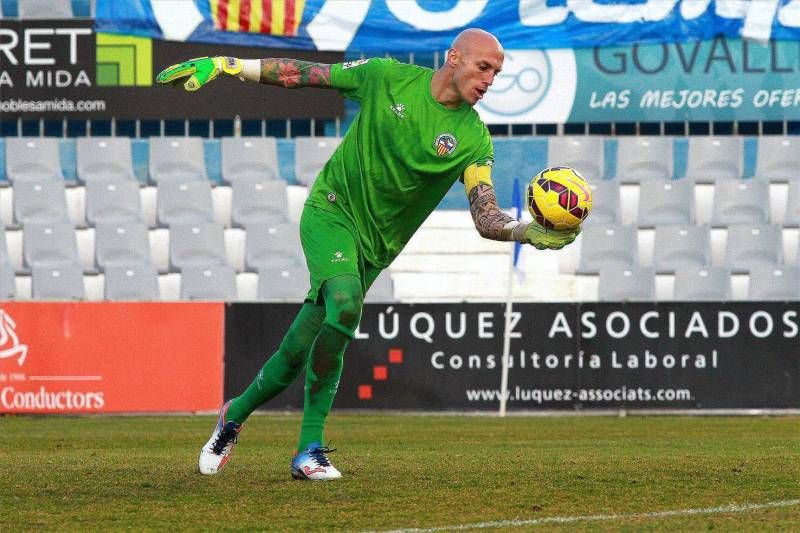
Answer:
[
  {"left": 198, "top": 400, "right": 243, "bottom": 475},
  {"left": 291, "top": 442, "right": 342, "bottom": 480}
]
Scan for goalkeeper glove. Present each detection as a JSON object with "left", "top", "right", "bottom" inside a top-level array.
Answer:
[
  {"left": 156, "top": 56, "right": 243, "bottom": 91},
  {"left": 521, "top": 221, "right": 580, "bottom": 250}
]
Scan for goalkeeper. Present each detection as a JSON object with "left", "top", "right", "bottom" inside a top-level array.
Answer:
[{"left": 157, "top": 28, "right": 579, "bottom": 481}]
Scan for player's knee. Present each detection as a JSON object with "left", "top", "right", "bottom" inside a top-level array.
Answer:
[
  {"left": 279, "top": 330, "right": 312, "bottom": 368},
  {"left": 327, "top": 289, "right": 363, "bottom": 336}
]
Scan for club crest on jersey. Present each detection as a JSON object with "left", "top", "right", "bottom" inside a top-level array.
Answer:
[
  {"left": 342, "top": 59, "right": 369, "bottom": 69},
  {"left": 434, "top": 133, "right": 457, "bottom": 157}
]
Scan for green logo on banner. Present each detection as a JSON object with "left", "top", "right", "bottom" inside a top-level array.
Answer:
[{"left": 96, "top": 33, "right": 152, "bottom": 86}]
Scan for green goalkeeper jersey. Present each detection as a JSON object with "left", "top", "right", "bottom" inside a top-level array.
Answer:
[{"left": 304, "top": 57, "right": 494, "bottom": 268}]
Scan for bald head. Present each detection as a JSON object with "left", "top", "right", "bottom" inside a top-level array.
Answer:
[{"left": 451, "top": 28, "right": 503, "bottom": 56}]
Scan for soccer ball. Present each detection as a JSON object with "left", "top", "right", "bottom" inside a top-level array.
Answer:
[{"left": 527, "top": 166, "right": 592, "bottom": 230}]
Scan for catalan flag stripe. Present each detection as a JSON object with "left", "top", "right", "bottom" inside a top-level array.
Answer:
[
  {"left": 239, "top": 0, "right": 251, "bottom": 32},
  {"left": 272, "top": 0, "right": 285, "bottom": 35},
  {"left": 227, "top": 0, "right": 241, "bottom": 31}
]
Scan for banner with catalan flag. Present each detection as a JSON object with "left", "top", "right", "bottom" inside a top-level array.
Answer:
[{"left": 209, "top": 0, "right": 305, "bottom": 37}]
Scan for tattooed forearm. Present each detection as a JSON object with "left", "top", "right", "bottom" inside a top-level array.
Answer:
[
  {"left": 259, "top": 59, "right": 331, "bottom": 88},
  {"left": 468, "top": 183, "right": 517, "bottom": 240}
]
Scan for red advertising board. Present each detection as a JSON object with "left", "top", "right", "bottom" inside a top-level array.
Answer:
[{"left": 0, "top": 303, "right": 224, "bottom": 413}]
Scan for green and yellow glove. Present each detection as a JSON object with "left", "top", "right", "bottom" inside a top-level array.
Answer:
[
  {"left": 156, "top": 56, "right": 243, "bottom": 91},
  {"left": 522, "top": 222, "right": 580, "bottom": 250}
]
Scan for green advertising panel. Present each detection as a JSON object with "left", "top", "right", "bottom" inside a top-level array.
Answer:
[{"left": 571, "top": 37, "right": 800, "bottom": 122}]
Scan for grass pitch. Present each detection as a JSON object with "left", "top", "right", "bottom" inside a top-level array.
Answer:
[{"left": 1, "top": 414, "right": 798, "bottom": 531}]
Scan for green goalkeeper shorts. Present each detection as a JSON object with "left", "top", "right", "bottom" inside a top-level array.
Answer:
[{"left": 299, "top": 205, "right": 382, "bottom": 304}]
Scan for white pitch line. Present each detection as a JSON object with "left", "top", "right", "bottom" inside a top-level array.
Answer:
[{"left": 376, "top": 499, "right": 800, "bottom": 533}]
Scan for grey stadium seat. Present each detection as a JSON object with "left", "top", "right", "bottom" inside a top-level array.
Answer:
[
  {"left": 157, "top": 180, "right": 214, "bottom": 226},
  {"left": 31, "top": 263, "right": 85, "bottom": 300},
  {"left": 783, "top": 179, "right": 800, "bottom": 227},
  {"left": 149, "top": 137, "right": 208, "bottom": 183},
  {"left": 245, "top": 222, "right": 303, "bottom": 271},
  {"left": 231, "top": 179, "right": 290, "bottom": 227},
  {"left": 294, "top": 137, "right": 341, "bottom": 186},
  {"left": 754, "top": 136, "right": 800, "bottom": 182},
  {"left": 181, "top": 265, "right": 238, "bottom": 300},
  {"left": 685, "top": 137, "right": 743, "bottom": 182},
  {"left": 221, "top": 137, "right": 280, "bottom": 183},
  {"left": 652, "top": 225, "right": 710, "bottom": 273},
  {"left": 584, "top": 179, "right": 620, "bottom": 225},
  {"left": 169, "top": 222, "right": 227, "bottom": 271},
  {"left": 0, "top": 262, "right": 16, "bottom": 300},
  {"left": 95, "top": 222, "right": 152, "bottom": 269},
  {"left": 77, "top": 137, "right": 137, "bottom": 183},
  {"left": 19, "top": 0, "right": 73, "bottom": 18},
  {"left": 85, "top": 180, "right": 143, "bottom": 225},
  {"left": 710, "top": 180, "right": 770, "bottom": 226},
  {"left": 104, "top": 264, "right": 160, "bottom": 301},
  {"left": 747, "top": 265, "right": 800, "bottom": 301},
  {"left": 576, "top": 224, "right": 638, "bottom": 274},
  {"left": 673, "top": 267, "right": 731, "bottom": 301},
  {"left": 637, "top": 179, "right": 694, "bottom": 227},
  {"left": 598, "top": 268, "right": 655, "bottom": 301},
  {"left": 365, "top": 270, "right": 395, "bottom": 302},
  {"left": 5, "top": 138, "right": 65, "bottom": 182},
  {"left": 23, "top": 222, "right": 79, "bottom": 270},
  {"left": 615, "top": 136, "right": 673, "bottom": 182},
  {"left": 546, "top": 136, "right": 604, "bottom": 182},
  {"left": 725, "top": 224, "right": 783, "bottom": 273},
  {"left": 257, "top": 266, "right": 308, "bottom": 301},
  {"left": 13, "top": 180, "right": 70, "bottom": 225}
]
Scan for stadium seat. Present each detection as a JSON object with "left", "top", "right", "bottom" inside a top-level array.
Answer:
[
  {"left": 783, "top": 179, "right": 800, "bottom": 227},
  {"left": 231, "top": 179, "right": 290, "bottom": 227},
  {"left": 257, "top": 266, "right": 308, "bottom": 301},
  {"left": 104, "top": 263, "right": 160, "bottom": 301},
  {"left": 18, "top": 0, "right": 73, "bottom": 18},
  {"left": 365, "top": 270, "right": 395, "bottom": 302},
  {"left": 169, "top": 222, "right": 227, "bottom": 271},
  {"left": 149, "top": 137, "right": 208, "bottom": 184},
  {"left": 724, "top": 224, "right": 783, "bottom": 273},
  {"left": 94, "top": 222, "right": 152, "bottom": 270},
  {"left": 31, "top": 263, "right": 85, "bottom": 300},
  {"left": 221, "top": 137, "right": 281, "bottom": 183},
  {"left": 23, "top": 222, "right": 79, "bottom": 270},
  {"left": 76, "top": 137, "right": 137, "bottom": 183},
  {"left": 244, "top": 222, "right": 303, "bottom": 271},
  {"left": 156, "top": 180, "right": 215, "bottom": 226},
  {"left": 685, "top": 137, "right": 743, "bottom": 182},
  {"left": 615, "top": 136, "right": 673, "bottom": 182},
  {"left": 546, "top": 136, "right": 604, "bottom": 181},
  {"left": 85, "top": 181, "right": 144, "bottom": 225},
  {"left": 747, "top": 265, "right": 800, "bottom": 300},
  {"left": 181, "top": 264, "right": 238, "bottom": 300},
  {"left": 598, "top": 268, "right": 655, "bottom": 301},
  {"left": 637, "top": 179, "right": 694, "bottom": 227},
  {"left": 576, "top": 224, "right": 638, "bottom": 274},
  {"left": 673, "top": 266, "right": 731, "bottom": 301},
  {"left": 0, "top": 261, "right": 16, "bottom": 300},
  {"left": 710, "top": 180, "right": 770, "bottom": 226},
  {"left": 294, "top": 137, "right": 341, "bottom": 186},
  {"left": 584, "top": 179, "right": 620, "bottom": 225},
  {"left": 12, "top": 180, "right": 70, "bottom": 226},
  {"left": 5, "top": 138, "right": 65, "bottom": 182},
  {"left": 753, "top": 136, "right": 800, "bottom": 182},
  {"left": 652, "top": 224, "right": 710, "bottom": 273}
]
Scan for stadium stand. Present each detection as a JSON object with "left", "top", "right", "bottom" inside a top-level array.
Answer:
[
  {"left": 685, "top": 137, "right": 743, "bottom": 183},
  {"left": 149, "top": 137, "right": 208, "bottom": 184},
  {"left": 724, "top": 224, "right": 783, "bottom": 273},
  {"left": 576, "top": 224, "right": 638, "bottom": 274},
  {"left": 85, "top": 181, "right": 144, "bottom": 225},
  {"left": 615, "top": 136, "right": 673, "bottom": 183},
  {"left": 652, "top": 224, "right": 711, "bottom": 274},
  {"left": 31, "top": 263, "right": 85, "bottom": 300},
  {"left": 94, "top": 222, "right": 152, "bottom": 270},
  {"left": 636, "top": 179, "right": 694, "bottom": 227},
  {"left": 584, "top": 179, "right": 620, "bottom": 225},
  {"left": 18, "top": 0, "right": 72, "bottom": 18},
  {"left": 168, "top": 222, "right": 227, "bottom": 272},
  {"left": 22, "top": 222, "right": 79, "bottom": 272},
  {"left": 753, "top": 136, "right": 800, "bottom": 182},
  {"left": 156, "top": 180, "right": 215, "bottom": 226},
  {"left": 546, "top": 136, "right": 604, "bottom": 181},
  {"left": 244, "top": 222, "right": 303, "bottom": 271},
  {"left": 673, "top": 266, "right": 731, "bottom": 301},
  {"left": 783, "top": 179, "right": 800, "bottom": 227},
  {"left": 221, "top": 137, "right": 281, "bottom": 183},
  {"left": 231, "top": 179, "right": 290, "bottom": 227},
  {"left": 293, "top": 137, "right": 341, "bottom": 186},
  {"left": 597, "top": 268, "right": 655, "bottom": 301},
  {"left": 5, "top": 138, "right": 65, "bottom": 182},
  {"left": 104, "top": 264, "right": 160, "bottom": 301},
  {"left": 0, "top": 261, "right": 16, "bottom": 299},
  {"left": 710, "top": 180, "right": 770, "bottom": 226},
  {"left": 181, "top": 264, "right": 238, "bottom": 301},
  {"left": 747, "top": 265, "right": 800, "bottom": 301},
  {"left": 12, "top": 180, "right": 71, "bottom": 226},
  {"left": 256, "top": 265, "right": 308, "bottom": 301},
  {"left": 76, "top": 137, "right": 137, "bottom": 183}
]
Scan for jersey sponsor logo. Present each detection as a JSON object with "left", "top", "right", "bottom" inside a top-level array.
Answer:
[
  {"left": 434, "top": 132, "right": 458, "bottom": 157},
  {"left": 342, "top": 59, "right": 369, "bottom": 70},
  {"left": 390, "top": 103, "right": 406, "bottom": 119},
  {"left": 331, "top": 251, "right": 349, "bottom": 263}
]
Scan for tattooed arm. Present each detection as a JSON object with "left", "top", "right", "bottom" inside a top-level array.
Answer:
[
  {"left": 255, "top": 59, "right": 332, "bottom": 88},
  {"left": 468, "top": 183, "right": 529, "bottom": 241}
]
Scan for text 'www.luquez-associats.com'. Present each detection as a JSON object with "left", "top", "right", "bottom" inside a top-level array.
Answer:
[{"left": 466, "top": 386, "right": 693, "bottom": 404}]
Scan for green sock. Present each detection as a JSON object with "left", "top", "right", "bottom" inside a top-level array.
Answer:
[
  {"left": 226, "top": 302, "right": 325, "bottom": 424},
  {"left": 297, "top": 275, "right": 362, "bottom": 451}
]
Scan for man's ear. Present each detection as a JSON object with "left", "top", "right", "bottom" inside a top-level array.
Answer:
[{"left": 446, "top": 48, "right": 459, "bottom": 68}]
